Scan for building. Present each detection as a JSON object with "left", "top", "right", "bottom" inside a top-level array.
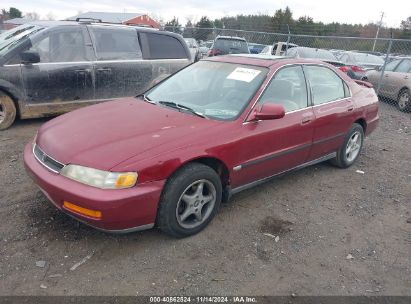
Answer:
[
  {"left": 1, "top": 18, "right": 33, "bottom": 30},
  {"left": 67, "top": 12, "right": 160, "bottom": 29}
]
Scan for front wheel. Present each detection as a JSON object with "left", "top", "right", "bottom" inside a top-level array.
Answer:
[
  {"left": 331, "top": 123, "right": 364, "bottom": 168},
  {"left": 157, "top": 163, "right": 222, "bottom": 238},
  {"left": 0, "top": 92, "right": 17, "bottom": 130},
  {"left": 397, "top": 88, "right": 411, "bottom": 112}
]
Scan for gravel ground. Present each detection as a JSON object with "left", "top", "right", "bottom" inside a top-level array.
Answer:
[{"left": 0, "top": 101, "right": 410, "bottom": 296}]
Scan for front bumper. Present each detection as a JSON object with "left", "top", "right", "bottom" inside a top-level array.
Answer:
[{"left": 23, "top": 143, "right": 165, "bottom": 232}]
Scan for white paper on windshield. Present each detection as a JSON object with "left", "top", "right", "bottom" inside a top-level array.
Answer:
[{"left": 227, "top": 67, "right": 261, "bottom": 83}]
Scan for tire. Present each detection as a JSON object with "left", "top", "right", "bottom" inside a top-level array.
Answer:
[
  {"left": 331, "top": 123, "right": 364, "bottom": 168},
  {"left": 397, "top": 88, "right": 411, "bottom": 112},
  {"left": 0, "top": 92, "right": 17, "bottom": 130},
  {"left": 157, "top": 163, "right": 222, "bottom": 238}
]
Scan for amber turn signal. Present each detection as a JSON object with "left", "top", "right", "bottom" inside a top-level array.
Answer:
[{"left": 63, "top": 201, "right": 102, "bottom": 219}]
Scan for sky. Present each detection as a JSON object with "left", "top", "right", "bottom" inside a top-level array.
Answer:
[{"left": 2, "top": 0, "right": 409, "bottom": 28}]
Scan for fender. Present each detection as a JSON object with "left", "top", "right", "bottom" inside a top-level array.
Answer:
[{"left": 0, "top": 78, "right": 26, "bottom": 116}]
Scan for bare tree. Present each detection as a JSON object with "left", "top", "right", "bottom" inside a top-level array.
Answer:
[
  {"left": 46, "top": 12, "right": 55, "bottom": 21},
  {"left": 25, "top": 12, "right": 41, "bottom": 20}
]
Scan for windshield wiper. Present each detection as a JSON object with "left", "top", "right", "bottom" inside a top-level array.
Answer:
[
  {"left": 137, "top": 94, "right": 155, "bottom": 104},
  {"left": 158, "top": 101, "right": 206, "bottom": 118}
]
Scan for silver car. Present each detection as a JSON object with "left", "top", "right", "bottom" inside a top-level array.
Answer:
[
  {"left": 184, "top": 38, "right": 200, "bottom": 62},
  {"left": 366, "top": 58, "right": 411, "bottom": 112}
]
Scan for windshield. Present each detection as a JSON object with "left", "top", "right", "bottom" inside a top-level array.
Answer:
[
  {"left": 214, "top": 38, "right": 249, "bottom": 55},
  {"left": 0, "top": 24, "right": 45, "bottom": 56},
  {"left": 146, "top": 61, "right": 268, "bottom": 120},
  {"left": 353, "top": 53, "right": 384, "bottom": 65}
]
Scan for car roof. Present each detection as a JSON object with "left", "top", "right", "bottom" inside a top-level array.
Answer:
[
  {"left": 18, "top": 20, "right": 161, "bottom": 33},
  {"left": 215, "top": 35, "right": 247, "bottom": 41},
  {"left": 205, "top": 54, "right": 334, "bottom": 68}
]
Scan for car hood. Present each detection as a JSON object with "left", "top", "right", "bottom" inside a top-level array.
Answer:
[{"left": 37, "top": 98, "right": 223, "bottom": 171}]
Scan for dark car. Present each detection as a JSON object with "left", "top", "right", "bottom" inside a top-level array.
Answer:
[
  {"left": 207, "top": 36, "right": 250, "bottom": 57},
  {"left": 248, "top": 43, "right": 267, "bottom": 54},
  {"left": 0, "top": 20, "right": 191, "bottom": 130},
  {"left": 24, "top": 55, "right": 379, "bottom": 238},
  {"left": 339, "top": 51, "right": 385, "bottom": 80}
]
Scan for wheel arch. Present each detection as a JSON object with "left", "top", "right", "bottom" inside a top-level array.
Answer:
[
  {"left": 354, "top": 118, "right": 367, "bottom": 133},
  {"left": 397, "top": 86, "right": 410, "bottom": 99},
  {"left": 178, "top": 156, "right": 230, "bottom": 188},
  {"left": 0, "top": 83, "right": 23, "bottom": 118}
]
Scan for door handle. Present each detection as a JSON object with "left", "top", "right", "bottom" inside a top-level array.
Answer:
[
  {"left": 347, "top": 106, "right": 354, "bottom": 112},
  {"left": 301, "top": 116, "right": 313, "bottom": 124},
  {"left": 405, "top": 76, "right": 409, "bottom": 80},
  {"left": 74, "top": 69, "right": 90, "bottom": 74},
  {"left": 96, "top": 68, "right": 112, "bottom": 73},
  {"left": 384, "top": 74, "right": 389, "bottom": 77}
]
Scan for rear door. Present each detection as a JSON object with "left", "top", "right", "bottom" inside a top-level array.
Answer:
[
  {"left": 303, "top": 65, "right": 354, "bottom": 161},
  {"left": 21, "top": 25, "right": 94, "bottom": 106},
  {"left": 88, "top": 25, "right": 151, "bottom": 100},
  {"left": 233, "top": 65, "right": 315, "bottom": 186}
]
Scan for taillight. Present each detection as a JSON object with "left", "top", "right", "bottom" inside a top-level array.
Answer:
[
  {"left": 351, "top": 65, "right": 365, "bottom": 72},
  {"left": 339, "top": 66, "right": 350, "bottom": 73},
  {"left": 207, "top": 49, "right": 220, "bottom": 57}
]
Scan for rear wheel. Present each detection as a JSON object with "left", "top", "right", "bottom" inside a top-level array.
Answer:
[
  {"left": 397, "top": 88, "right": 411, "bottom": 112},
  {"left": 157, "top": 163, "right": 222, "bottom": 238},
  {"left": 331, "top": 123, "right": 364, "bottom": 168},
  {"left": 0, "top": 92, "right": 17, "bottom": 131}
]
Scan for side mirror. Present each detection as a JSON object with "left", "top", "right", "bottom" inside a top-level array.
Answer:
[
  {"left": 20, "top": 50, "right": 40, "bottom": 64},
  {"left": 249, "top": 103, "right": 285, "bottom": 121}
]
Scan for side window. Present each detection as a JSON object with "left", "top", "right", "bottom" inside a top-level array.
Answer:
[
  {"left": 304, "top": 65, "right": 346, "bottom": 105},
  {"left": 90, "top": 26, "right": 142, "bottom": 60},
  {"left": 258, "top": 65, "right": 308, "bottom": 112},
  {"left": 384, "top": 59, "right": 401, "bottom": 72},
  {"left": 395, "top": 60, "right": 411, "bottom": 73},
  {"left": 139, "top": 32, "right": 187, "bottom": 59},
  {"left": 27, "top": 26, "right": 87, "bottom": 62}
]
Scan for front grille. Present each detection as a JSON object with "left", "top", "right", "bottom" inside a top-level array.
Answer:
[{"left": 33, "top": 144, "right": 65, "bottom": 173}]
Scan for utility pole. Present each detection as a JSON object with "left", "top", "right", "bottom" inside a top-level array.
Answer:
[{"left": 372, "top": 12, "right": 384, "bottom": 52}]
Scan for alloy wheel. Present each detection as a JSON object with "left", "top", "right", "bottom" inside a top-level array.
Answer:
[
  {"left": 398, "top": 91, "right": 410, "bottom": 111},
  {"left": 0, "top": 101, "right": 5, "bottom": 124},
  {"left": 346, "top": 131, "right": 362, "bottom": 162},
  {"left": 176, "top": 179, "right": 216, "bottom": 229}
]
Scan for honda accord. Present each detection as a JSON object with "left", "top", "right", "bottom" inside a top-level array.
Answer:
[{"left": 24, "top": 54, "right": 379, "bottom": 237}]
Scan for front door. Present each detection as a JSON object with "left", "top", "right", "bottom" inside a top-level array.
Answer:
[
  {"left": 385, "top": 59, "right": 411, "bottom": 99},
  {"left": 232, "top": 65, "right": 315, "bottom": 187},
  {"left": 21, "top": 25, "right": 94, "bottom": 106}
]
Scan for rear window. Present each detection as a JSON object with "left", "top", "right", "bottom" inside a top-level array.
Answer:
[
  {"left": 140, "top": 32, "right": 187, "bottom": 59},
  {"left": 353, "top": 53, "right": 384, "bottom": 65},
  {"left": 213, "top": 38, "right": 249, "bottom": 55}
]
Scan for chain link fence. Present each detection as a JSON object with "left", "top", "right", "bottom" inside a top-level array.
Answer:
[{"left": 166, "top": 26, "right": 411, "bottom": 113}]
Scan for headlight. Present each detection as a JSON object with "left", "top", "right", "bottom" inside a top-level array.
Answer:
[{"left": 60, "top": 164, "right": 137, "bottom": 189}]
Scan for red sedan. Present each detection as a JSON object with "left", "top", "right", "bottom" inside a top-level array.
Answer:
[{"left": 24, "top": 55, "right": 379, "bottom": 237}]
